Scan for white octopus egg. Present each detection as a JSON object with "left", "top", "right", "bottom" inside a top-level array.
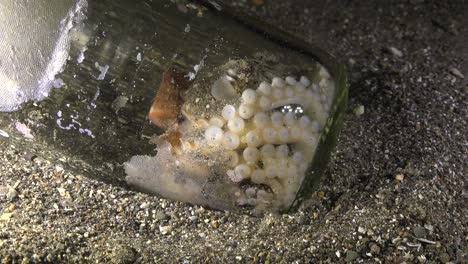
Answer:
[
  {"left": 295, "top": 82, "right": 306, "bottom": 93},
  {"left": 311, "top": 120, "right": 320, "bottom": 133},
  {"left": 300, "top": 76, "right": 310, "bottom": 86},
  {"left": 253, "top": 112, "right": 270, "bottom": 127},
  {"left": 260, "top": 144, "right": 275, "bottom": 158},
  {"left": 305, "top": 89, "right": 315, "bottom": 101},
  {"left": 290, "top": 126, "right": 302, "bottom": 140},
  {"left": 276, "top": 144, "right": 289, "bottom": 158},
  {"left": 209, "top": 116, "right": 225, "bottom": 127},
  {"left": 272, "top": 87, "right": 283, "bottom": 100},
  {"left": 278, "top": 127, "right": 290, "bottom": 142},
  {"left": 251, "top": 169, "right": 266, "bottom": 183},
  {"left": 284, "top": 112, "right": 296, "bottom": 126},
  {"left": 285, "top": 76, "right": 297, "bottom": 85},
  {"left": 262, "top": 127, "right": 277, "bottom": 143},
  {"left": 205, "top": 126, "right": 223, "bottom": 146},
  {"left": 264, "top": 165, "right": 277, "bottom": 178},
  {"left": 228, "top": 117, "right": 245, "bottom": 133},
  {"left": 234, "top": 164, "right": 251, "bottom": 180},
  {"left": 299, "top": 116, "right": 311, "bottom": 127},
  {"left": 287, "top": 164, "right": 298, "bottom": 178},
  {"left": 259, "top": 96, "right": 271, "bottom": 110},
  {"left": 285, "top": 87, "right": 295, "bottom": 98},
  {"left": 293, "top": 151, "right": 303, "bottom": 163},
  {"left": 223, "top": 131, "right": 240, "bottom": 150},
  {"left": 245, "top": 130, "right": 261, "bottom": 147},
  {"left": 271, "top": 112, "right": 284, "bottom": 127},
  {"left": 275, "top": 160, "right": 288, "bottom": 178},
  {"left": 272, "top": 77, "right": 285, "bottom": 88},
  {"left": 243, "top": 147, "right": 260, "bottom": 163},
  {"left": 241, "top": 89, "right": 257, "bottom": 104},
  {"left": 245, "top": 187, "right": 256, "bottom": 198},
  {"left": 257, "top": 81, "right": 272, "bottom": 95},
  {"left": 222, "top": 105, "right": 236, "bottom": 120},
  {"left": 238, "top": 104, "right": 255, "bottom": 119}
]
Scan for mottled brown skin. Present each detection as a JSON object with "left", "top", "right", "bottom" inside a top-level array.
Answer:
[
  {"left": 160, "top": 131, "right": 182, "bottom": 150},
  {"left": 148, "top": 67, "right": 191, "bottom": 130}
]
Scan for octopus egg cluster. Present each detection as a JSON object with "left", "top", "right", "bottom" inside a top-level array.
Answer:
[{"left": 204, "top": 74, "right": 329, "bottom": 208}]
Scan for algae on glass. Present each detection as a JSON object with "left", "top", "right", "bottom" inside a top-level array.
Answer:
[{"left": 0, "top": 0, "right": 347, "bottom": 215}]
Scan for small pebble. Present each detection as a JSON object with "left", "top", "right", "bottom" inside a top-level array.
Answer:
[
  {"left": 57, "top": 187, "right": 67, "bottom": 196},
  {"left": 159, "top": 225, "right": 172, "bottom": 235},
  {"left": 395, "top": 174, "right": 404, "bottom": 181},
  {"left": 210, "top": 220, "right": 219, "bottom": 228},
  {"left": 0, "top": 130, "right": 9, "bottom": 138},
  {"left": 439, "top": 252, "right": 450, "bottom": 263},
  {"left": 388, "top": 46, "right": 403, "bottom": 57},
  {"left": 345, "top": 250, "right": 359, "bottom": 262},
  {"left": 6, "top": 188, "right": 17, "bottom": 200},
  {"left": 313, "top": 212, "right": 319, "bottom": 220},
  {"left": 354, "top": 105, "right": 365, "bottom": 116},
  {"left": 358, "top": 226, "right": 367, "bottom": 234},
  {"left": 156, "top": 212, "right": 169, "bottom": 221},
  {"left": 449, "top": 67, "right": 464, "bottom": 79},
  {"left": 1, "top": 213, "right": 14, "bottom": 221},
  {"left": 413, "top": 226, "right": 427, "bottom": 238},
  {"left": 424, "top": 223, "right": 434, "bottom": 232},
  {"left": 370, "top": 243, "right": 381, "bottom": 254}
]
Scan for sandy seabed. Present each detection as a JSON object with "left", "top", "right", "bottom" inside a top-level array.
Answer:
[{"left": 1, "top": 1, "right": 467, "bottom": 263}]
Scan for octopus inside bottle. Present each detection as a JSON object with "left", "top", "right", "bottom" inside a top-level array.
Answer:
[{"left": 125, "top": 54, "right": 336, "bottom": 215}]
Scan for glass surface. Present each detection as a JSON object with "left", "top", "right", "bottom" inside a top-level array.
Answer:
[
  {"left": 0, "top": 0, "right": 348, "bottom": 215},
  {"left": 0, "top": 0, "right": 85, "bottom": 111}
]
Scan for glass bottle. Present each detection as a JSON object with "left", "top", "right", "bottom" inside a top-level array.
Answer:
[{"left": 0, "top": 0, "right": 347, "bottom": 215}]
